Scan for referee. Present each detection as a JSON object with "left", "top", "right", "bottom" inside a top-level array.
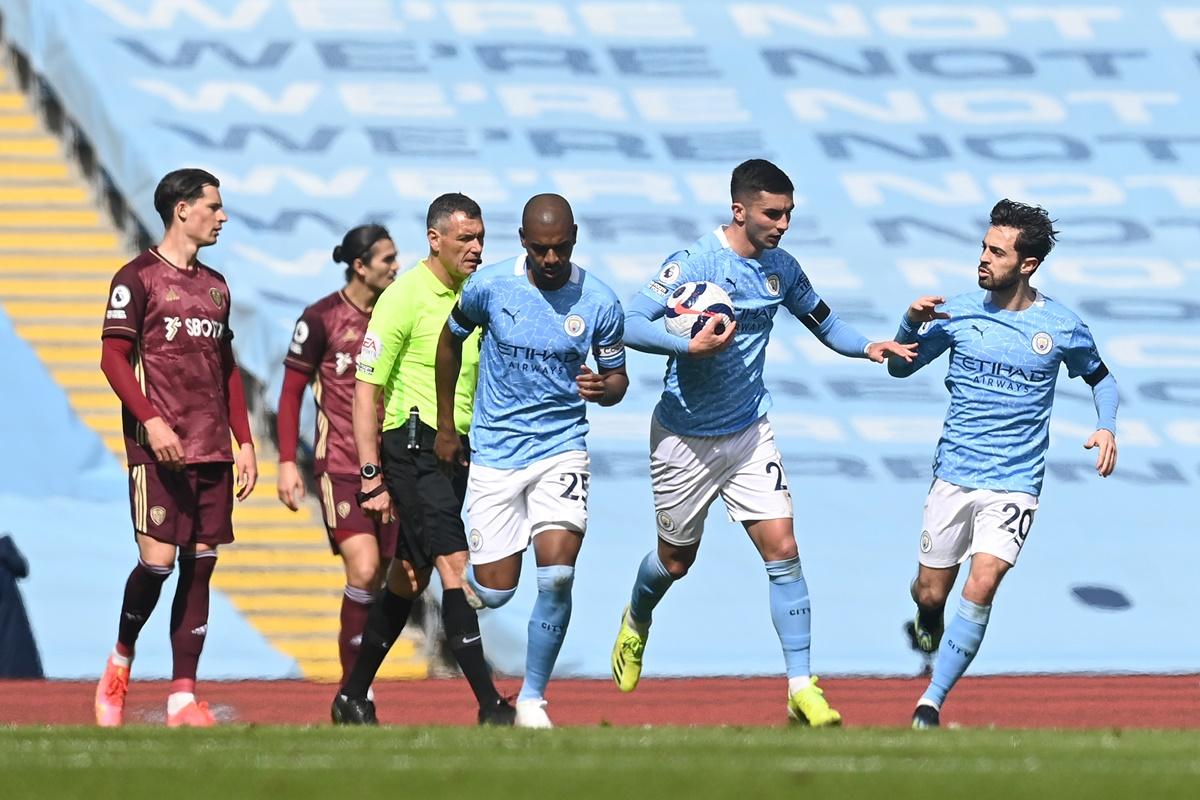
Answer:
[{"left": 331, "top": 193, "right": 513, "bottom": 726}]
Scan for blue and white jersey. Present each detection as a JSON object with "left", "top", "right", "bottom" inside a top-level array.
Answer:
[
  {"left": 638, "top": 227, "right": 823, "bottom": 437},
  {"left": 448, "top": 256, "right": 626, "bottom": 469},
  {"left": 898, "top": 290, "right": 1107, "bottom": 496}
]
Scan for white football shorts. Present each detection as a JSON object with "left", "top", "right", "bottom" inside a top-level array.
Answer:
[
  {"left": 650, "top": 415, "right": 793, "bottom": 547},
  {"left": 465, "top": 450, "right": 590, "bottom": 565},
  {"left": 919, "top": 477, "right": 1039, "bottom": 568}
]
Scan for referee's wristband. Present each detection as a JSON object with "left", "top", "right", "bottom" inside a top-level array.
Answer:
[{"left": 355, "top": 483, "right": 387, "bottom": 507}]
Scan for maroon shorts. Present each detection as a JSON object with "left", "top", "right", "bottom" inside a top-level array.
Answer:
[
  {"left": 129, "top": 462, "right": 234, "bottom": 547},
  {"left": 317, "top": 472, "right": 400, "bottom": 557}
]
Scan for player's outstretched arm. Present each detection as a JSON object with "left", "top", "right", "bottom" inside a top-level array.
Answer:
[
  {"left": 799, "top": 299, "right": 912, "bottom": 364},
  {"left": 887, "top": 295, "right": 950, "bottom": 377},
  {"left": 433, "top": 323, "right": 468, "bottom": 475},
  {"left": 576, "top": 363, "right": 629, "bottom": 406}
]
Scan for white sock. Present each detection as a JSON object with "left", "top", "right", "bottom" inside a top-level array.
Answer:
[
  {"left": 110, "top": 649, "right": 131, "bottom": 668},
  {"left": 787, "top": 675, "right": 813, "bottom": 695},
  {"left": 167, "top": 692, "right": 196, "bottom": 716},
  {"left": 624, "top": 609, "right": 650, "bottom": 637}
]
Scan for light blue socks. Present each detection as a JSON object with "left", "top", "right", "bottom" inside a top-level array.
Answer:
[
  {"left": 923, "top": 597, "right": 992, "bottom": 708},
  {"left": 765, "top": 556, "right": 812, "bottom": 679},
  {"left": 518, "top": 564, "right": 575, "bottom": 702},
  {"left": 629, "top": 550, "right": 674, "bottom": 626}
]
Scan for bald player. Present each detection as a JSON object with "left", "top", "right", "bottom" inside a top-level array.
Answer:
[{"left": 434, "top": 194, "right": 628, "bottom": 729}]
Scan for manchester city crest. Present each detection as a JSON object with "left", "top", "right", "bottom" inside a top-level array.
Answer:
[
  {"left": 1031, "top": 332, "right": 1053, "bottom": 355},
  {"left": 564, "top": 314, "right": 586, "bottom": 336},
  {"left": 765, "top": 274, "right": 781, "bottom": 296}
]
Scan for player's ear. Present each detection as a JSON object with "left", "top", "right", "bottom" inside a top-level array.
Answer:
[
  {"left": 518, "top": 227, "right": 527, "bottom": 247},
  {"left": 731, "top": 201, "right": 746, "bottom": 224},
  {"left": 570, "top": 223, "right": 578, "bottom": 244},
  {"left": 427, "top": 226, "right": 440, "bottom": 253},
  {"left": 1021, "top": 256, "right": 1040, "bottom": 277},
  {"left": 175, "top": 200, "right": 189, "bottom": 223}
]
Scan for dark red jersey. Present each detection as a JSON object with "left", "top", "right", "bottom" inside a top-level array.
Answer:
[
  {"left": 283, "top": 290, "right": 371, "bottom": 476},
  {"left": 102, "top": 248, "right": 234, "bottom": 466}
]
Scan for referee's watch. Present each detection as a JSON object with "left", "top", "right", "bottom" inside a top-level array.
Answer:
[{"left": 359, "top": 463, "right": 381, "bottom": 481}]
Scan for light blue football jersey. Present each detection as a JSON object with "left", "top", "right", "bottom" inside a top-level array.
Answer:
[
  {"left": 638, "top": 227, "right": 823, "bottom": 437},
  {"left": 448, "top": 256, "right": 626, "bottom": 469},
  {"left": 897, "top": 290, "right": 1106, "bottom": 495}
]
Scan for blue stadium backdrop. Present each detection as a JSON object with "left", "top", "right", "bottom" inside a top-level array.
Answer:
[{"left": 1, "top": 0, "right": 1197, "bottom": 678}]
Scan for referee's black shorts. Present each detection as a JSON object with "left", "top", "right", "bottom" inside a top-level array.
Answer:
[{"left": 380, "top": 423, "right": 470, "bottom": 570}]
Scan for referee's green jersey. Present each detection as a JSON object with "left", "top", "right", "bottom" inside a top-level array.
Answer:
[{"left": 356, "top": 260, "right": 479, "bottom": 434}]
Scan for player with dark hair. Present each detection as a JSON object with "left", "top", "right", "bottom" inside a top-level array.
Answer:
[
  {"left": 95, "top": 168, "right": 257, "bottom": 727},
  {"left": 276, "top": 224, "right": 399, "bottom": 684},
  {"left": 434, "top": 193, "right": 628, "bottom": 728},
  {"left": 890, "top": 200, "right": 1118, "bottom": 728},
  {"left": 331, "top": 194, "right": 513, "bottom": 726},
  {"left": 609, "top": 158, "right": 915, "bottom": 725}
]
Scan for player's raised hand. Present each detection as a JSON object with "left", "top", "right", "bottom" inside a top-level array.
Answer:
[
  {"left": 1084, "top": 429, "right": 1117, "bottom": 477},
  {"left": 434, "top": 427, "right": 468, "bottom": 477},
  {"left": 235, "top": 441, "right": 257, "bottom": 500},
  {"left": 687, "top": 313, "right": 736, "bottom": 358},
  {"left": 145, "top": 416, "right": 186, "bottom": 470},
  {"left": 576, "top": 363, "right": 608, "bottom": 403},
  {"left": 277, "top": 460, "right": 305, "bottom": 510},
  {"left": 905, "top": 296, "right": 951, "bottom": 326},
  {"left": 867, "top": 340, "right": 918, "bottom": 364}
]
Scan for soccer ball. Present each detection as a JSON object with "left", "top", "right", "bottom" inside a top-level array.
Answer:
[{"left": 664, "top": 281, "right": 735, "bottom": 338}]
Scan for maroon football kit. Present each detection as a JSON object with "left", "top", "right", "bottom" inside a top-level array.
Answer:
[
  {"left": 102, "top": 248, "right": 237, "bottom": 546},
  {"left": 283, "top": 290, "right": 398, "bottom": 553}
]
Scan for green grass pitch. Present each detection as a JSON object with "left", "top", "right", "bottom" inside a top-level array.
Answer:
[{"left": 3, "top": 726, "right": 1198, "bottom": 799}]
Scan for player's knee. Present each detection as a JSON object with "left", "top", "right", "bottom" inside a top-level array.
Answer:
[
  {"left": 345, "top": 562, "right": 379, "bottom": 590},
  {"left": 764, "top": 556, "right": 803, "bottom": 584},
  {"left": 536, "top": 564, "right": 575, "bottom": 597},
  {"left": 471, "top": 582, "right": 517, "bottom": 609},
  {"left": 659, "top": 552, "right": 693, "bottom": 579},
  {"left": 915, "top": 586, "right": 949, "bottom": 611},
  {"left": 962, "top": 577, "right": 1001, "bottom": 606}
]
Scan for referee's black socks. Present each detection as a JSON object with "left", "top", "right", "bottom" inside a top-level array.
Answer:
[
  {"left": 442, "top": 588, "right": 501, "bottom": 706},
  {"left": 341, "top": 589, "right": 413, "bottom": 699}
]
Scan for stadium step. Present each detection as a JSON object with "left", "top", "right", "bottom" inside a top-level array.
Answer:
[{"left": 0, "top": 67, "right": 427, "bottom": 683}]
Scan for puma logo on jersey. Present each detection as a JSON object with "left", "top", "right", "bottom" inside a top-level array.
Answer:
[{"left": 501, "top": 307, "right": 518, "bottom": 323}]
